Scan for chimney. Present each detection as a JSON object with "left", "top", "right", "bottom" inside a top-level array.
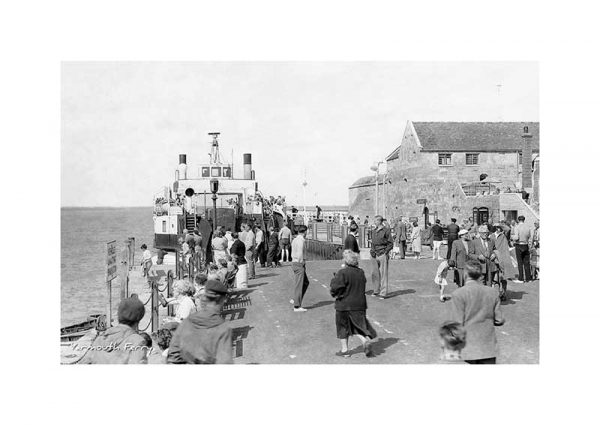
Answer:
[
  {"left": 177, "top": 154, "right": 187, "bottom": 180},
  {"left": 521, "top": 126, "right": 533, "bottom": 192},
  {"left": 243, "top": 153, "right": 252, "bottom": 180}
]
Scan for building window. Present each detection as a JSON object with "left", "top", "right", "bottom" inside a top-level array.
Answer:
[
  {"left": 518, "top": 152, "right": 522, "bottom": 165},
  {"left": 438, "top": 153, "right": 452, "bottom": 166},
  {"left": 466, "top": 153, "right": 479, "bottom": 165}
]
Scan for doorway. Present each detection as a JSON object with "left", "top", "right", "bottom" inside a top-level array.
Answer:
[{"left": 473, "top": 207, "right": 489, "bottom": 226}]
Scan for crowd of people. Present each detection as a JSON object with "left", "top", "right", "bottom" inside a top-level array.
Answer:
[{"left": 81, "top": 212, "right": 537, "bottom": 365}]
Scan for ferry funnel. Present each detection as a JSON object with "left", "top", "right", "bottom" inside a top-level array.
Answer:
[
  {"left": 243, "top": 153, "right": 252, "bottom": 180},
  {"left": 178, "top": 154, "right": 187, "bottom": 180}
]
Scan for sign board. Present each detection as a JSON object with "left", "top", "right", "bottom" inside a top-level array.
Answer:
[
  {"left": 416, "top": 198, "right": 427, "bottom": 204},
  {"left": 106, "top": 240, "right": 118, "bottom": 282}
]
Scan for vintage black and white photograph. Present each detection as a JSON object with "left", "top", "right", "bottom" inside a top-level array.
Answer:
[{"left": 60, "top": 62, "right": 539, "bottom": 365}]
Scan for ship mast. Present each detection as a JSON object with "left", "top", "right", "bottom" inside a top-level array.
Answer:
[{"left": 208, "top": 132, "right": 223, "bottom": 165}]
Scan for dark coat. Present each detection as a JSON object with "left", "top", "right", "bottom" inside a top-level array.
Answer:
[
  {"left": 468, "top": 237, "right": 496, "bottom": 275},
  {"left": 329, "top": 265, "right": 368, "bottom": 312},
  {"left": 167, "top": 306, "right": 233, "bottom": 364},
  {"left": 230, "top": 239, "right": 247, "bottom": 264},
  {"left": 343, "top": 234, "right": 360, "bottom": 253},
  {"left": 447, "top": 223, "right": 460, "bottom": 240},
  {"left": 449, "top": 238, "right": 469, "bottom": 269}
]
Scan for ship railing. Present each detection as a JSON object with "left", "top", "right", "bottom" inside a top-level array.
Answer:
[{"left": 304, "top": 222, "right": 371, "bottom": 248}]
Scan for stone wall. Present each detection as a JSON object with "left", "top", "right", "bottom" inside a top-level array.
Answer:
[
  {"left": 349, "top": 123, "right": 539, "bottom": 226},
  {"left": 348, "top": 182, "right": 385, "bottom": 220}
]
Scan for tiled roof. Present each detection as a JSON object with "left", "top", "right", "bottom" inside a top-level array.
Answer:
[{"left": 412, "top": 122, "right": 539, "bottom": 152}]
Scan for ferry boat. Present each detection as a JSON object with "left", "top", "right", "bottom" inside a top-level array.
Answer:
[{"left": 152, "top": 132, "right": 268, "bottom": 253}]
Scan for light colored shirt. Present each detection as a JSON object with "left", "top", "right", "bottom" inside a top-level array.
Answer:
[
  {"left": 255, "top": 229, "right": 264, "bottom": 245},
  {"left": 279, "top": 226, "right": 292, "bottom": 242},
  {"left": 240, "top": 230, "right": 256, "bottom": 250},
  {"left": 165, "top": 295, "right": 197, "bottom": 321},
  {"left": 291, "top": 235, "right": 305, "bottom": 263},
  {"left": 515, "top": 223, "right": 532, "bottom": 245},
  {"left": 142, "top": 249, "right": 152, "bottom": 261}
]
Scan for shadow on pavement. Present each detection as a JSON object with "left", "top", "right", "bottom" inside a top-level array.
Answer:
[
  {"left": 223, "top": 291, "right": 253, "bottom": 321},
  {"left": 232, "top": 325, "right": 254, "bottom": 358},
  {"left": 257, "top": 273, "right": 279, "bottom": 278},
  {"left": 370, "top": 337, "right": 400, "bottom": 356},
  {"left": 501, "top": 290, "right": 528, "bottom": 305},
  {"left": 248, "top": 281, "right": 269, "bottom": 288},
  {"left": 346, "top": 337, "right": 400, "bottom": 358},
  {"left": 306, "top": 300, "right": 334, "bottom": 310},
  {"left": 386, "top": 289, "right": 416, "bottom": 298}
]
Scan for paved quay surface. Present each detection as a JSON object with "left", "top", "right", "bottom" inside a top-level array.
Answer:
[{"left": 229, "top": 255, "right": 539, "bottom": 364}]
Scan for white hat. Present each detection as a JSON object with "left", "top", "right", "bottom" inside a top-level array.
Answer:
[{"left": 458, "top": 229, "right": 468, "bottom": 236}]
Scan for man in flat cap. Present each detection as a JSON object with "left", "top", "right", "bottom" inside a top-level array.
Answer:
[
  {"left": 449, "top": 229, "right": 470, "bottom": 288},
  {"left": 468, "top": 225, "right": 495, "bottom": 286},
  {"left": 167, "top": 280, "right": 233, "bottom": 364},
  {"left": 81, "top": 295, "right": 149, "bottom": 364}
]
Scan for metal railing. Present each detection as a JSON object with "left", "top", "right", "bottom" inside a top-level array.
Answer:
[{"left": 305, "top": 222, "right": 371, "bottom": 248}]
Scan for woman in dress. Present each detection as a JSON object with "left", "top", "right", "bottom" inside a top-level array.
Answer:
[
  {"left": 411, "top": 221, "right": 422, "bottom": 259},
  {"left": 330, "top": 250, "right": 377, "bottom": 358},
  {"left": 211, "top": 230, "right": 228, "bottom": 264}
]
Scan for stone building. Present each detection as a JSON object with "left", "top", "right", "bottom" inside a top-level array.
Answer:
[{"left": 349, "top": 121, "right": 540, "bottom": 227}]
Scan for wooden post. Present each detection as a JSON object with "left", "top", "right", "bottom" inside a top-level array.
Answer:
[
  {"left": 167, "top": 269, "right": 174, "bottom": 317},
  {"left": 106, "top": 240, "right": 118, "bottom": 327},
  {"left": 107, "top": 281, "right": 112, "bottom": 327},
  {"left": 119, "top": 240, "right": 130, "bottom": 301},
  {"left": 151, "top": 280, "right": 159, "bottom": 333}
]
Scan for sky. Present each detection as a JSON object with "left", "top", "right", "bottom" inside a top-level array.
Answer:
[{"left": 61, "top": 62, "right": 538, "bottom": 207}]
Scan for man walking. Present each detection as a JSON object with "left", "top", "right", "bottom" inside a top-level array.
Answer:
[
  {"left": 370, "top": 215, "right": 394, "bottom": 299},
  {"left": 512, "top": 215, "right": 533, "bottom": 283},
  {"left": 240, "top": 223, "right": 256, "bottom": 279},
  {"left": 290, "top": 225, "right": 311, "bottom": 312},
  {"left": 446, "top": 218, "right": 460, "bottom": 260},
  {"left": 395, "top": 219, "right": 408, "bottom": 259},
  {"left": 431, "top": 219, "right": 444, "bottom": 260},
  {"left": 254, "top": 224, "right": 266, "bottom": 267},
  {"left": 343, "top": 222, "right": 360, "bottom": 253},
  {"left": 279, "top": 221, "right": 292, "bottom": 262},
  {"left": 451, "top": 260, "right": 505, "bottom": 364}
]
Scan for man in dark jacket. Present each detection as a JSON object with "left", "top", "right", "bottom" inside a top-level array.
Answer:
[
  {"left": 343, "top": 222, "right": 360, "bottom": 253},
  {"left": 431, "top": 219, "right": 444, "bottom": 260},
  {"left": 446, "top": 218, "right": 460, "bottom": 260},
  {"left": 81, "top": 295, "right": 148, "bottom": 364},
  {"left": 330, "top": 250, "right": 377, "bottom": 357},
  {"left": 370, "top": 215, "right": 394, "bottom": 299},
  {"left": 167, "top": 280, "right": 233, "bottom": 364},
  {"left": 449, "top": 229, "right": 469, "bottom": 287}
]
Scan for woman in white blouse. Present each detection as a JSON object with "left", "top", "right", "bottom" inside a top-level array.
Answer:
[{"left": 159, "top": 279, "right": 197, "bottom": 322}]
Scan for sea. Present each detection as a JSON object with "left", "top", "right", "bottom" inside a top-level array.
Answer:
[
  {"left": 61, "top": 205, "right": 347, "bottom": 327},
  {"left": 61, "top": 207, "right": 155, "bottom": 327}
]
